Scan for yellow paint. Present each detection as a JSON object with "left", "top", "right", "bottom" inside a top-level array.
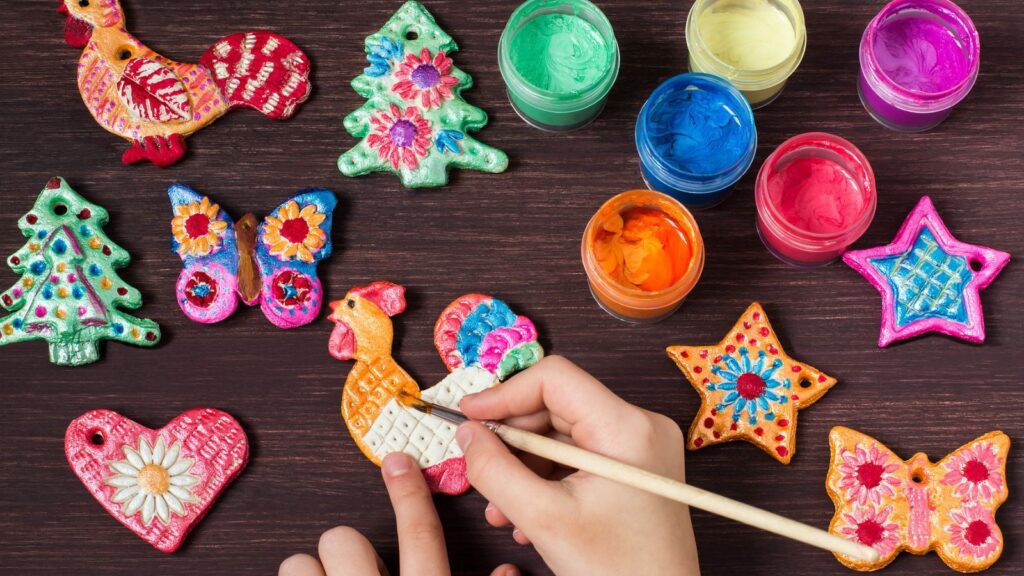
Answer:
[
  {"left": 89, "top": 238, "right": 102, "bottom": 250},
  {"left": 56, "top": 308, "right": 67, "bottom": 320},
  {"left": 696, "top": 0, "right": 797, "bottom": 70},
  {"left": 22, "top": 278, "right": 34, "bottom": 289},
  {"left": 3, "top": 324, "right": 12, "bottom": 335},
  {"left": 100, "top": 277, "right": 113, "bottom": 290},
  {"left": 130, "top": 327, "right": 140, "bottom": 339},
  {"left": 57, "top": 262, "right": 67, "bottom": 273},
  {"left": 28, "top": 242, "right": 40, "bottom": 253},
  {"left": 58, "top": 287, "right": 69, "bottom": 298}
]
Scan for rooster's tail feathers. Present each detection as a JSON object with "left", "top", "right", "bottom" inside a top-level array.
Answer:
[
  {"left": 434, "top": 295, "right": 543, "bottom": 380},
  {"left": 200, "top": 32, "right": 312, "bottom": 120}
]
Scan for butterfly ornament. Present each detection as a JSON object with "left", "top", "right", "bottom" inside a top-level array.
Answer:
[{"left": 168, "top": 184, "right": 336, "bottom": 328}]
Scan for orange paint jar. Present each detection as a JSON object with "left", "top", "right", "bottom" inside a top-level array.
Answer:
[{"left": 582, "top": 190, "right": 705, "bottom": 322}]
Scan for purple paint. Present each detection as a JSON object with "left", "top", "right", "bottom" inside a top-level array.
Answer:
[
  {"left": 411, "top": 64, "right": 441, "bottom": 89},
  {"left": 859, "top": 0, "right": 979, "bottom": 132},
  {"left": 389, "top": 120, "right": 417, "bottom": 147}
]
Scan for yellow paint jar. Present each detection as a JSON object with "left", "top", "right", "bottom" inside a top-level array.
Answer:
[{"left": 686, "top": 0, "right": 807, "bottom": 108}]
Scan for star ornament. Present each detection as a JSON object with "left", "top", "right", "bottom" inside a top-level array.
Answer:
[
  {"left": 667, "top": 303, "right": 837, "bottom": 464},
  {"left": 843, "top": 196, "right": 1010, "bottom": 347}
]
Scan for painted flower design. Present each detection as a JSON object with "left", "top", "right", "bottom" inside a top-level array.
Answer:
[
  {"left": 837, "top": 505, "right": 901, "bottom": 558},
  {"left": 393, "top": 48, "right": 459, "bottom": 108},
  {"left": 367, "top": 104, "right": 432, "bottom": 170},
  {"left": 271, "top": 270, "right": 313, "bottom": 307},
  {"left": 947, "top": 506, "right": 1000, "bottom": 560},
  {"left": 171, "top": 197, "right": 227, "bottom": 257},
  {"left": 364, "top": 37, "right": 403, "bottom": 77},
  {"left": 708, "top": 347, "right": 790, "bottom": 425},
  {"left": 263, "top": 201, "right": 327, "bottom": 263},
  {"left": 941, "top": 443, "right": 1004, "bottom": 503},
  {"left": 838, "top": 443, "right": 902, "bottom": 506},
  {"left": 104, "top": 436, "right": 199, "bottom": 526}
]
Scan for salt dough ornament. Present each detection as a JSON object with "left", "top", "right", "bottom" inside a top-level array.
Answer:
[
  {"left": 59, "top": 0, "right": 312, "bottom": 167},
  {"left": 666, "top": 303, "right": 836, "bottom": 464},
  {"left": 0, "top": 178, "right": 160, "bottom": 365},
  {"left": 843, "top": 196, "right": 1010, "bottom": 347},
  {"left": 337, "top": 1, "right": 508, "bottom": 187},
  {"left": 328, "top": 282, "right": 543, "bottom": 494},
  {"left": 169, "top": 184, "right": 336, "bottom": 329},
  {"left": 66, "top": 409, "right": 248, "bottom": 553},
  {"left": 827, "top": 426, "right": 1009, "bottom": 572}
]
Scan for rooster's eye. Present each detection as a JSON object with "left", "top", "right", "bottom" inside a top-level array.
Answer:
[
  {"left": 78, "top": 0, "right": 90, "bottom": 7},
  {"left": 347, "top": 299, "right": 355, "bottom": 309}
]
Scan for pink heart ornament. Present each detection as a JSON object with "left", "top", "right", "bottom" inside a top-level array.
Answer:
[{"left": 65, "top": 408, "right": 249, "bottom": 552}]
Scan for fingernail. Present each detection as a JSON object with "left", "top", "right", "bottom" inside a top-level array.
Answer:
[
  {"left": 456, "top": 423, "right": 474, "bottom": 450},
  {"left": 381, "top": 452, "right": 412, "bottom": 478},
  {"left": 503, "top": 566, "right": 520, "bottom": 576},
  {"left": 485, "top": 502, "right": 496, "bottom": 515}
]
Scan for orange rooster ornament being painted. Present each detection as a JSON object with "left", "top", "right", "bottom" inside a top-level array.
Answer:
[{"left": 59, "top": 0, "right": 312, "bottom": 167}]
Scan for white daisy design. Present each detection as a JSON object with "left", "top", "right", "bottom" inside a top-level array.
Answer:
[{"left": 104, "top": 436, "right": 199, "bottom": 526}]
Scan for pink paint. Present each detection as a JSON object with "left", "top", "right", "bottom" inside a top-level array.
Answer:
[
  {"left": 756, "top": 133, "right": 876, "bottom": 267},
  {"left": 34, "top": 306, "right": 47, "bottom": 318},
  {"left": 859, "top": 0, "right": 980, "bottom": 132}
]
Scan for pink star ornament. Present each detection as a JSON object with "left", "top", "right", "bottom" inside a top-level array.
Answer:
[{"left": 843, "top": 196, "right": 1009, "bottom": 347}]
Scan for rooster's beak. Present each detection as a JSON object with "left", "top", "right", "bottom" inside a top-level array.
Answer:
[{"left": 58, "top": 2, "right": 93, "bottom": 48}]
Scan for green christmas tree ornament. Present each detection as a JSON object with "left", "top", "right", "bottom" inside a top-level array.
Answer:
[
  {"left": 0, "top": 178, "right": 160, "bottom": 366},
  {"left": 338, "top": 1, "right": 509, "bottom": 188}
]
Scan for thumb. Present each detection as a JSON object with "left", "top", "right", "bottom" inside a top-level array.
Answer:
[{"left": 457, "top": 422, "right": 567, "bottom": 528}]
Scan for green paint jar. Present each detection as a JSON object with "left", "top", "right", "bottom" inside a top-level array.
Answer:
[{"left": 499, "top": 0, "right": 620, "bottom": 131}]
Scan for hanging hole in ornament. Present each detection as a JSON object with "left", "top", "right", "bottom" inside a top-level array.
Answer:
[
  {"left": 89, "top": 430, "right": 105, "bottom": 446},
  {"left": 53, "top": 203, "right": 68, "bottom": 216},
  {"left": 405, "top": 28, "right": 419, "bottom": 41},
  {"left": 969, "top": 259, "right": 982, "bottom": 272},
  {"left": 799, "top": 378, "right": 812, "bottom": 389},
  {"left": 118, "top": 48, "right": 132, "bottom": 61},
  {"left": 910, "top": 469, "right": 927, "bottom": 485}
]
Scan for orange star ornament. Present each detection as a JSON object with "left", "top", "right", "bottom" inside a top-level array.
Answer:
[{"left": 667, "top": 303, "right": 837, "bottom": 464}]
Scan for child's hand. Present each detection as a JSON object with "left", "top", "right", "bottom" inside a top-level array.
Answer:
[
  {"left": 457, "top": 355, "right": 701, "bottom": 576},
  {"left": 279, "top": 452, "right": 519, "bottom": 576}
]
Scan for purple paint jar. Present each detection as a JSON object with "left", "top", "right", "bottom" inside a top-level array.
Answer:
[{"left": 859, "top": 0, "right": 980, "bottom": 132}]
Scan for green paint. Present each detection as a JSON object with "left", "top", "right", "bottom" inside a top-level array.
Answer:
[{"left": 509, "top": 13, "right": 612, "bottom": 96}]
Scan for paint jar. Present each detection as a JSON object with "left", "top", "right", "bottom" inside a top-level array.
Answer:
[
  {"left": 498, "top": 0, "right": 620, "bottom": 131},
  {"left": 635, "top": 73, "right": 756, "bottom": 210},
  {"left": 859, "top": 0, "right": 980, "bottom": 132},
  {"left": 755, "top": 133, "right": 877, "bottom": 267},
  {"left": 582, "top": 190, "right": 705, "bottom": 323},
  {"left": 686, "top": 0, "right": 807, "bottom": 108}
]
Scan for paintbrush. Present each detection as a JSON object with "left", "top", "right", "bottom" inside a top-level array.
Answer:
[{"left": 398, "top": 391, "right": 878, "bottom": 563}]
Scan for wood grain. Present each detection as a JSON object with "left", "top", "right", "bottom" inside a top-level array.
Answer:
[{"left": 1, "top": 1, "right": 1021, "bottom": 574}]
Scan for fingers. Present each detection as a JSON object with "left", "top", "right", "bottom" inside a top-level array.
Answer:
[
  {"left": 381, "top": 453, "right": 450, "bottom": 576},
  {"left": 457, "top": 422, "right": 567, "bottom": 528},
  {"left": 484, "top": 502, "right": 510, "bottom": 528},
  {"left": 279, "top": 554, "right": 327, "bottom": 576},
  {"left": 512, "top": 528, "right": 532, "bottom": 546},
  {"left": 489, "top": 564, "right": 520, "bottom": 576},
  {"left": 318, "top": 526, "right": 383, "bottom": 576}
]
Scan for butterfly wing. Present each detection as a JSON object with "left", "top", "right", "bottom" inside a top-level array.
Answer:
[
  {"left": 826, "top": 427, "right": 908, "bottom": 571},
  {"left": 254, "top": 189, "right": 336, "bottom": 329},
  {"left": 933, "top": 431, "right": 1010, "bottom": 572},
  {"left": 169, "top": 184, "right": 240, "bottom": 323}
]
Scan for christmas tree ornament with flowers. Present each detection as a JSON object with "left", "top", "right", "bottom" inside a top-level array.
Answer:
[
  {"left": 338, "top": 1, "right": 508, "bottom": 188},
  {"left": 0, "top": 178, "right": 160, "bottom": 366}
]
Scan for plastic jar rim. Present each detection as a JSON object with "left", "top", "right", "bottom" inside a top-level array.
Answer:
[
  {"left": 685, "top": 0, "right": 808, "bottom": 91},
  {"left": 859, "top": 0, "right": 980, "bottom": 113},
  {"left": 498, "top": 0, "right": 621, "bottom": 114},
  {"left": 755, "top": 132, "right": 878, "bottom": 248},
  {"left": 635, "top": 73, "right": 757, "bottom": 194},
  {"left": 581, "top": 190, "right": 705, "bottom": 309}
]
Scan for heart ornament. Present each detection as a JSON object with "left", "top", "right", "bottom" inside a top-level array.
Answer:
[{"left": 65, "top": 408, "right": 248, "bottom": 552}]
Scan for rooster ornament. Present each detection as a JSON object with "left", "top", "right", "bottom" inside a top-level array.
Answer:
[
  {"left": 328, "top": 282, "right": 544, "bottom": 494},
  {"left": 59, "top": 0, "right": 312, "bottom": 167}
]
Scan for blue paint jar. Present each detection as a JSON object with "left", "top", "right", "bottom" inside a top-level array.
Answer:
[{"left": 635, "top": 73, "right": 757, "bottom": 210}]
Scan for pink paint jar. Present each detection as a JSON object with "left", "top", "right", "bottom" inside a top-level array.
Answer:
[
  {"left": 859, "top": 0, "right": 980, "bottom": 132},
  {"left": 755, "top": 133, "right": 877, "bottom": 267}
]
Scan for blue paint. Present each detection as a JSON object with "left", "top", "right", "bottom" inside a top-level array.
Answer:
[
  {"left": 708, "top": 347, "right": 789, "bottom": 425},
  {"left": 52, "top": 239, "right": 68, "bottom": 255},
  {"left": 88, "top": 264, "right": 102, "bottom": 277},
  {"left": 870, "top": 227, "right": 973, "bottom": 328},
  {"left": 365, "top": 37, "right": 403, "bottom": 77},
  {"left": 457, "top": 299, "right": 516, "bottom": 366},
  {"left": 42, "top": 287, "right": 53, "bottom": 300},
  {"left": 36, "top": 229, "right": 47, "bottom": 239},
  {"left": 12, "top": 319, "right": 23, "bottom": 329},
  {"left": 30, "top": 261, "right": 46, "bottom": 275},
  {"left": 435, "top": 129, "right": 464, "bottom": 154},
  {"left": 72, "top": 285, "right": 85, "bottom": 300},
  {"left": 112, "top": 323, "right": 124, "bottom": 335},
  {"left": 635, "top": 73, "right": 756, "bottom": 209},
  {"left": 79, "top": 225, "right": 92, "bottom": 237}
]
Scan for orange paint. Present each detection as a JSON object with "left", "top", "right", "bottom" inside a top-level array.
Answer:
[{"left": 582, "top": 190, "right": 704, "bottom": 322}]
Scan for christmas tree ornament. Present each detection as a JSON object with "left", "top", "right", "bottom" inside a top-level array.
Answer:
[
  {"left": 827, "top": 426, "right": 1009, "bottom": 572},
  {"left": 0, "top": 177, "right": 160, "bottom": 365},
  {"left": 666, "top": 302, "right": 837, "bottom": 464},
  {"left": 169, "top": 184, "right": 337, "bottom": 329},
  {"left": 58, "top": 0, "right": 312, "bottom": 167},
  {"left": 338, "top": 1, "right": 508, "bottom": 188},
  {"left": 843, "top": 196, "right": 1010, "bottom": 347},
  {"left": 66, "top": 408, "right": 249, "bottom": 553},
  {"left": 328, "top": 283, "right": 543, "bottom": 494}
]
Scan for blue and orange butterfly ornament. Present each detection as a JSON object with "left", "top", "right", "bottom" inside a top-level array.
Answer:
[{"left": 168, "top": 184, "right": 336, "bottom": 329}]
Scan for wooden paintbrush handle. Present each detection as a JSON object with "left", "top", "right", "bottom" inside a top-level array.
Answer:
[{"left": 491, "top": 424, "right": 878, "bottom": 563}]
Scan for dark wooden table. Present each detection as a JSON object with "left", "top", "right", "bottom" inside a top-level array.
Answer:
[{"left": 1, "top": 1, "right": 1021, "bottom": 574}]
